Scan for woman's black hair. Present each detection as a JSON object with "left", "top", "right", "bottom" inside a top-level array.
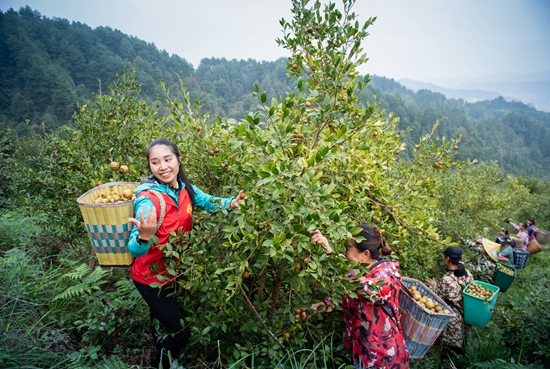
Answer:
[
  {"left": 351, "top": 224, "right": 392, "bottom": 259},
  {"left": 447, "top": 255, "right": 467, "bottom": 277},
  {"left": 146, "top": 138, "right": 196, "bottom": 203},
  {"left": 500, "top": 228, "right": 509, "bottom": 235},
  {"left": 528, "top": 218, "right": 535, "bottom": 224},
  {"left": 519, "top": 222, "right": 528, "bottom": 230}
]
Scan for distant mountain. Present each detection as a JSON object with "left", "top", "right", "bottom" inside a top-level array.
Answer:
[
  {"left": 399, "top": 72, "right": 550, "bottom": 112},
  {"left": 455, "top": 81, "right": 550, "bottom": 113},
  {"left": 427, "top": 70, "right": 550, "bottom": 86},
  {"left": 398, "top": 79, "right": 500, "bottom": 102}
]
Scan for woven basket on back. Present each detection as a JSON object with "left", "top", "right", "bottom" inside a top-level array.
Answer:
[
  {"left": 77, "top": 182, "right": 139, "bottom": 267},
  {"left": 536, "top": 229, "right": 550, "bottom": 245},
  {"left": 510, "top": 235, "right": 522, "bottom": 248},
  {"left": 399, "top": 277, "right": 456, "bottom": 360},
  {"left": 513, "top": 249, "right": 529, "bottom": 269}
]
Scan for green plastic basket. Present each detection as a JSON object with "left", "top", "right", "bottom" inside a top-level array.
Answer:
[
  {"left": 462, "top": 281, "right": 499, "bottom": 328},
  {"left": 493, "top": 264, "right": 516, "bottom": 293}
]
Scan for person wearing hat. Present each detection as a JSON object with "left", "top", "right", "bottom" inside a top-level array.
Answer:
[
  {"left": 495, "top": 228, "right": 516, "bottom": 248},
  {"left": 426, "top": 246, "right": 473, "bottom": 359},
  {"left": 496, "top": 235, "right": 514, "bottom": 266}
]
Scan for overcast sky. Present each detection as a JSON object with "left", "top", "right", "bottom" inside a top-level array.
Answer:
[{"left": 2, "top": 0, "right": 549, "bottom": 83}]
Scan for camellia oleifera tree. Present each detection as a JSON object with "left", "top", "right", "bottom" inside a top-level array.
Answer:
[
  {"left": 157, "top": 0, "right": 463, "bottom": 365},
  {"left": 435, "top": 161, "right": 531, "bottom": 242}
]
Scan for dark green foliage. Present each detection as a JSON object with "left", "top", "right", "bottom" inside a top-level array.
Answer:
[
  {"left": 0, "top": 6, "right": 193, "bottom": 132},
  {"left": 0, "top": 124, "right": 17, "bottom": 208}
]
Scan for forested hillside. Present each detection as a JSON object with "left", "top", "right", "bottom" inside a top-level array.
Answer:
[
  {"left": 0, "top": 6, "right": 193, "bottom": 134},
  {"left": 1, "top": 6, "right": 549, "bottom": 177}
]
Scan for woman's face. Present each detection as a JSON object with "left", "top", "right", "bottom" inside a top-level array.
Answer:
[
  {"left": 148, "top": 144, "right": 180, "bottom": 188},
  {"left": 344, "top": 243, "right": 368, "bottom": 263}
]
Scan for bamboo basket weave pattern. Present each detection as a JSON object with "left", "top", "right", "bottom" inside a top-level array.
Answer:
[
  {"left": 398, "top": 277, "right": 456, "bottom": 360},
  {"left": 536, "top": 229, "right": 550, "bottom": 245},
  {"left": 77, "top": 182, "right": 139, "bottom": 267},
  {"left": 510, "top": 235, "right": 522, "bottom": 248}
]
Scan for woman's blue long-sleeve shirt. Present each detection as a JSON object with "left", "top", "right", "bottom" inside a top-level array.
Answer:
[{"left": 127, "top": 180, "right": 233, "bottom": 257}]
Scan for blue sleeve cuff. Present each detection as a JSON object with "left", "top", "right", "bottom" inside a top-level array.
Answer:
[{"left": 127, "top": 196, "right": 154, "bottom": 257}]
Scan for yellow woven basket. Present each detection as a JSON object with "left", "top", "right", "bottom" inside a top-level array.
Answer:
[{"left": 77, "top": 182, "right": 139, "bottom": 267}]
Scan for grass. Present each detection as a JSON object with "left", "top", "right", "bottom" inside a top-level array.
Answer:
[
  {"left": 0, "top": 247, "right": 73, "bottom": 368},
  {"left": 0, "top": 209, "right": 43, "bottom": 253}
]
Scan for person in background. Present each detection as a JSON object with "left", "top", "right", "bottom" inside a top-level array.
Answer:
[
  {"left": 308, "top": 225, "right": 410, "bottom": 368},
  {"left": 495, "top": 236, "right": 514, "bottom": 265},
  {"left": 495, "top": 228, "right": 516, "bottom": 248},
  {"left": 526, "top": 218, "right": 538, "bottom": 242},
  {"left": 508, "top": 222, "right": 528, "bottom": 251},
  {"left": 127, "top": 138, "right": 246, "bottom": 369},
  {"left": 426, "top": 247, "right": 473, "bottom": 364}
]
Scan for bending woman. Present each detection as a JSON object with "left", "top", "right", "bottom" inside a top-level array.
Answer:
[
  {"left": 426, "top": 247, "right": 473, "bottom": 356},
  {"left": 127, "top": 138, "right": 245, "bottom": 368},
  {"left": 310, "top": 224, "right": 409, "bottom": 368}
]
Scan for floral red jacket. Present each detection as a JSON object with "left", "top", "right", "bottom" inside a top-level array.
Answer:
[{"left": 341, "top": 260, "right": 409, "bottom": 368}]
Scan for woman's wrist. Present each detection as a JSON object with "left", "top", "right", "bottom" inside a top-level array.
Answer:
[{"left": 137, "top": 235, "right": 151, "bottom": 244}]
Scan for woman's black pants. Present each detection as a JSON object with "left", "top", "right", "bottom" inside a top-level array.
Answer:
[{"left": 134, "top": 280, "right": 190, "bottom": 368}]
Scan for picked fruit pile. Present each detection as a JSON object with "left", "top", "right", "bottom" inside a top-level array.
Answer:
[
  {"left": 497, "top": 264, "right": 514, "bottom": 276},
  {"left": 93, "top": 187, "right": 136, "bottom": 204},
  {"left": 465, "top": 283, "right": 495, "bottom": 300},
  {"left": 410, "top": 285, "right": 450, "bottom": 314}
]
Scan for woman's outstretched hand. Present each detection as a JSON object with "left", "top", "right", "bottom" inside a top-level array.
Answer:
[
  {"left": 231, "top": 190, "right": 247, "bottom": 209},
  {"left": 128, "top": 206, "right": 157, "bottom": 241},
  {"left": 310, "top": 230, "right": 333, "bottom": 253},
  {"left": 294, "top": 302, "right": 327, "bottom": 322},
  {"left": 426, "top": 278, "right": 436, "bottom": 289}
]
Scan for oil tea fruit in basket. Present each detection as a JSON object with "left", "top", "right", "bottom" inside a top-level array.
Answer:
[
  {"left": 465, "top": 283, "right": 494, "bottom": 299},
  {"left": 93, "top": 187, "right": 136, "bottom": 204},
  {"left": 497, "top": 264, "right": 514, "bottom": 276},
  {"left": 409, "top": 285, "right": 450, "bottom": 314}
]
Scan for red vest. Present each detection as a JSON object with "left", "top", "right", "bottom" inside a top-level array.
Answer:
[{"left": 130, "top": 188, "right": 193, "bottom": 286}]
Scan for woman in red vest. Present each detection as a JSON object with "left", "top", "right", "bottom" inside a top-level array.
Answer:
[{"left": 127, "top": 138, "right": 245, "bottom": 368}]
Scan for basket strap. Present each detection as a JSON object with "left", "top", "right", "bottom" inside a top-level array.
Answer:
[{"left": 148, "top": 190, "right": 166, "bottom": 232}]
